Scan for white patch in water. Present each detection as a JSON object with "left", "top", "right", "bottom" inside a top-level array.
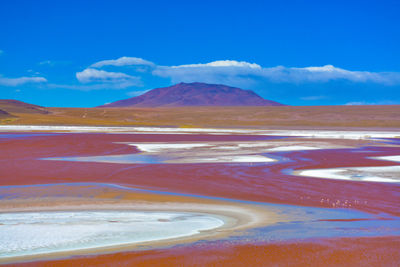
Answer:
[
  {"left": 266, "top": 146, "right": 320, "bottom": 151},
  {"left": 1, "top": 125, "right": 399, "bottom": 140},
  {"left": 298, "top": 166, "right": 400, "bottom": 183},
  {"left": 373, "top": 155, "right": 400, "bottom": 163},
  {"left": 210, "top": 146, "right": 240, "bottom": 150},
  {"left": 130, "top": 143, "right": 210, "bottom": 153},
  {"left": 189, "top": 155, "right": 275, "bottom": 163}
]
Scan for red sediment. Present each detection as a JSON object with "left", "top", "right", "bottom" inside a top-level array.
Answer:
[
  {"left": 0, "top": 133, "right": 399, "bottom": 216},
  {"left": 1, "top": 133, "right": 400, "bottom": 266},
  {"left": 13, "top": 236, "right": 400, "bottom": 267}
]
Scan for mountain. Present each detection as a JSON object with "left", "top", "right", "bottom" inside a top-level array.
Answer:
[
  {"left": 0, "top": 99, "right": 49, "bottom": 114},
  {"left": 98, "top": 82, "right": 284, "bottom": 107}
]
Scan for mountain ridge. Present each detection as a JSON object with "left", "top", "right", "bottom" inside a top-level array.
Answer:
[{"left": 98, "top": 82, "right": 283, "bottom": 107}]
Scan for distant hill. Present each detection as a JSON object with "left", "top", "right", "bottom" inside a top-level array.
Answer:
[
  {"left": 0, "top": 99, "right": 49, "bottom": 114},
  {"left": 98, "top": 82, "right": 284, "bottom": 107},
  {"left": 0, "top": 108, "right": 14, "bottom": 119}
]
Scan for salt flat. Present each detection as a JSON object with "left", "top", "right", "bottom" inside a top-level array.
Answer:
[
  {"left": 374, "top": 155, "right": 400, "bottom": 163},
  {"left": 298, "top": 166, "right": 400, "bottom": 183},
  {"left": 1, "top": 125, "right": 400, "bottom": 140},
  {"left": 130, "top": 143, "right": 211, "bottom": 153},
  {"left": 0, "top": 211, "right": 224, "bottom": 259}
]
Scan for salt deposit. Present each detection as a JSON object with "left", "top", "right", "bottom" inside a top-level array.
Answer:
[
  {"left": 0, "top": 211, "right": 224, "bottom": 259},
  {"left": 298, "top": 166, "right": 400, "bottom": 183}
]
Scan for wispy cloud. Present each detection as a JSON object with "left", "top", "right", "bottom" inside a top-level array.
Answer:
[
  {"left": 0, "top": 50, "right": 3, "bottom": 55},
  {"left": 48, "top": 82, "right": 140, "bottom": 91},
  {"left": 36, "top": 56, "right": 398, "bottom": 92},
  {"left": 300, "top": 95, "right": 327, "bottom": 101},
  {"left": 153, "top": 60, "right": 263, "bottom": 87},
  {"left": 346, "top": 100, "right": 399, "bottom": 105},
  {"left": 286, "top": 65, "right": 400, "bottom": 84},
  {"left": 153, "top": 61, "right": 400, "bottom": 86},
  {"left": 76, "top": 68, "right": 141, "bottom": 86},
  {"left": 39, "top": 60, "right": 53, "bottom": 66},
  {"left": 172, "top": 60, "right": 261, "bottom": 69},
  {"left": 90, "top": 56, "right": 155, "bottom": 68},
  {"left": 54, "top": 68, "right": 144, "bottom": 90},
  {"left": 88, "top": 57, "right": 400, "bottom": 87},
  {"left": 126, "top": 90, "right": 150, "bottom": 97},
  {"left": 38, "top": 60, "right": 72, "bottom": 67},
  {"left": 0, "top": 76, "right": 47, "bottom": 86},
  {"left": 27, "top": 69, "right": 41, "bottom": 75}
]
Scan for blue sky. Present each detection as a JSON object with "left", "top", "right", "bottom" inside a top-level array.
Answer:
[{"left": 1, "top": 0, "right": 399, "bottom": 107}]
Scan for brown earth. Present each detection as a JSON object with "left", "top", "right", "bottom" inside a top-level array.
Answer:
[
  {"left": 0, "top": 108, "right": 13, "bottom": 119},
  {"left": 15, "top": 236, "right": 400, "bottom": 267},
  {"left": 1, "top": 104, "right": 400, "bottom": 129}
]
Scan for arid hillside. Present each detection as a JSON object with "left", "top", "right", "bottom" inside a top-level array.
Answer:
[
  {"left": 0, "top": 99, "right": 49, "bottom": 114},
  {"left": 0, "top": 109, "right": 13, "bottom": 119}
]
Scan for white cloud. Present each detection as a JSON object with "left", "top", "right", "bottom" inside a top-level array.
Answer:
[
  {"left": 90, "top": 56, "right": 155, "bottom": 68},
  {"left": 153, "top": 60, "right": 262, "bottom": 87},
  {"left": 0, "top": 76, "right": 47, "bottom": 86},
  {"left": 172, "top": 60, "right": 261, "bottom": 69},
  {"left": 76, "top": 68, "right": 140, "bottom": 84},
  {"left": 86, "top": 56, "right": 400, "bottom": 86},
  {"left": 153, "top": 61, "right": 400, "bottom": 86},
  {"left": 286, "top": 65, "right": 400, "bottom": 84},
  {"left": 71, "top": 57, "right": 400, "bottom": 91},
  {"left": 73, "top": 68, "right": 142, "bottom": 89}
]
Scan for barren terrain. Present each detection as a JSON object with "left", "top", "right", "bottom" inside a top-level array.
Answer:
[{"left": 1, "top": 102, "right": 400, "bottom": 129}]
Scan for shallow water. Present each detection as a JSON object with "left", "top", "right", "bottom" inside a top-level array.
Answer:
[
  {"left": 43, "top": 154, "right": 163, "bottom": 164},
  {"left": 1, "top": 182, "right": 399, "bottom": 243},
  {"left": 0, "top": 133, "right": 57, "bottom": 139},
  {"left": 1, "top": 131, "right": 400, "bottom": 263}
]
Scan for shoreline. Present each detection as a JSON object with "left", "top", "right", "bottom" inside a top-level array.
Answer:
[
  {"left": 1, "top": 125, "right": 400, "bottom": 139},
  {"left": 0, "top": 198, "right": 281, "bottom": 264},
  {"left": 1, "top": 128, "right": 399, "bottom": 265}
]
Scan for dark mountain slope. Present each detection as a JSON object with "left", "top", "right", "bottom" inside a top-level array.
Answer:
[{"left": 99, "top": 82, "right": 283, "bottom": 107}]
